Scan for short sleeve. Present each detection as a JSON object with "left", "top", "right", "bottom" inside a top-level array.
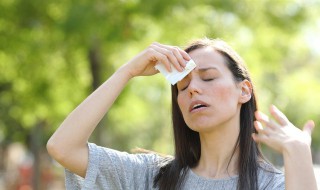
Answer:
[
  {"left": 264, "top": 172, "right": 285, "bottom": 190},
  {"left": 65, "top": 143, "right": 160, "bottom": 190},
  {"left": 258, "top": 162, "right": 285, "bottom": 190}
]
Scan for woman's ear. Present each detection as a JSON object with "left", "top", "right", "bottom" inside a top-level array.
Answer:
[{"left": 239, "top": 79, "right": 252, "bottom": 103}]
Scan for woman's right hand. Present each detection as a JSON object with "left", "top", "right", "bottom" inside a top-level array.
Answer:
[{"left": 121, "top": 42, "right": 191, "bottom": 78}]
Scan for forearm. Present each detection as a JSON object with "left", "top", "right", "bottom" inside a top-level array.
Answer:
[
  {"left": 283, "top": 142, "right": 317, "bottom": 190},
  {"left": 47, "top": 65, "right": 132, "bottom": 159}
]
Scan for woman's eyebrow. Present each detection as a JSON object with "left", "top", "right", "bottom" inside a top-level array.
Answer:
[{"left": 198, "top": 67, "right": 219, "bottom": 72}]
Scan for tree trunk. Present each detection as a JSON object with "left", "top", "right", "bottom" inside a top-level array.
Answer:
[{"left": 31, "top": 121, "right": 44, "bottom": 190}]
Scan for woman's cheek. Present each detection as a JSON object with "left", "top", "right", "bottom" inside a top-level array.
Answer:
[
  {"left": 177, "top": 94, "right": 186, "bottom": 113},
  {"left": 177, "top": 94, "right": 182, "bottom": 109},
  {"left": 214, "top": 83, "right": 234, "bottom": 100}
]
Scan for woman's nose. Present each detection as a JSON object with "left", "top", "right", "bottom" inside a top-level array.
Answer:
[{"left": 187, "top": 79, "right": 202, "bottom": 97}]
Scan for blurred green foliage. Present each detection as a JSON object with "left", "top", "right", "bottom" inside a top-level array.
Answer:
[{"left": 0, "top": 0, "right": 319, "bottom": 162}]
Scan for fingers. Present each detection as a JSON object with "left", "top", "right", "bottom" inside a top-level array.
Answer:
[
  {"left": 254, "top": 121, "right": 273, "bottom": 135},
  {"left": 255, "top": 105, "right": 291, "bottom": 129},
  {"left": 153, "top": 43, "right": 187, "bottom": 66},
  {"left": 178, "top": 48, "right": 191, "bottom": 61},
  {"left": 150, "top": 44, "right": 182, "bottom": 72},
  {"left": 252, "top": 121, "right": 272, "bottom": 144},
  {"left": 253, "top": 109, "right": 281, "bottom": 144},
  {"left": 154, "top": 42, "right": 191, "bottom": 61},
  {"left": 253, "top": 120, "right": 276, "bottom": 137},
  {"left": 255, "top": 111, "right": 278, "bottom": 130},
  {"left": 150, "top": 42, "right": 190, "bottom": 72},
  {"left": 147, "top": 48, "right": 172, "bottom": 72},
  {"left": 252, "top": 133, "right": 269, "bottom": 144},
  {"left": 253, "top": 105, "right": 315, "bottom": 153},
  {"left": 269, "top": 105, "right": 289, "bottom": 126}
]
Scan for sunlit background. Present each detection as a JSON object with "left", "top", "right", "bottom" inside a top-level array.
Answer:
[{"left": 0, "top": 0, "right": 320, "bottom": 189}]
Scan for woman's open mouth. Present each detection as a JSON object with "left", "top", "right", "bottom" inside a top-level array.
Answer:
[{"left": 189, "top": 101, "right": 209, "bottom": 112}]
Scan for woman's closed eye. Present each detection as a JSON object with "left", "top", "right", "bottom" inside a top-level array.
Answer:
[
  {"left": 201, "top": 71, "right": 218, "bottom": 81},
  {"left": 179, "top": 84, "right": 189, "bottom": 91},
  {"left": 179, "top": 78, "right": 215, "bottom": 91},
  {"left": 177, "top": 79, "right": 189, "bottom": 91},
  {"left": 203, "top": 78, "right": 215, "bottom": 81}
]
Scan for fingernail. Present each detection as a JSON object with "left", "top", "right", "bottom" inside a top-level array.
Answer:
[
  {"left": 255, "top": 121, "right": 263, "bottom": 130},
  {"left": 183, "top": 61, "right": 187, "bottom": 66},
  {"left": 255, "top": 111, "right": 268, "bottom": 121},
  {"left": 255, "top": 111, "right": 262, "bottom": 119},
  {"left": 306, "top": 120, "right": 315, "bottom": 128}
]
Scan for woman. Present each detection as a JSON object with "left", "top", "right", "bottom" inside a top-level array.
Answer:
[{"left": 47, "top": 38, "right": 317, "bottom": 190}]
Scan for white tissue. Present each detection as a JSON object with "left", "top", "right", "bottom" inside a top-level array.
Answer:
[{"left": 155, "top": 59, "right": 196, "bottom": 85}]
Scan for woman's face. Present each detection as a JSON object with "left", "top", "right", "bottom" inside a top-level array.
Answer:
[{"left": 177, "top": 47, "right": 243, "bottom": 132}]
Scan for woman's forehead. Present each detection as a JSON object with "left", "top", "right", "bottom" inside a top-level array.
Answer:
[{"left": 189, "top": 47, "right": 226, "bottom": 69}]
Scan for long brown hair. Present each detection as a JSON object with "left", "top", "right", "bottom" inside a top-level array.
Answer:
[{"left": 153, "top": 38, "right": 262, "bottom": 190}]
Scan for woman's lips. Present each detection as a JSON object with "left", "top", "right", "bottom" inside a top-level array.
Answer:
[{"left": 189, "top": 100, "right": 209, "bottom": 112}]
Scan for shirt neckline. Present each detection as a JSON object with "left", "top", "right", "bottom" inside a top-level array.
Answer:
[{"left": 188, "top": 168, "right": 239, "bottom": 182}]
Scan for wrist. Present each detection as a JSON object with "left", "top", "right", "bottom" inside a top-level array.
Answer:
[
  {"left": 282, "top": 140, "right": 311, "bottom": 158},
  {"left": 116, "top": 63, "right": 136, "bottom": 80}
]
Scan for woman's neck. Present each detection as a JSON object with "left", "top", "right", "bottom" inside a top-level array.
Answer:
[{"left": 193, "top": 123, "right": 240, "bottom": 179}]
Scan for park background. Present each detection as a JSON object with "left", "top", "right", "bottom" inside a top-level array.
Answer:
[{"left": 0, "top": 0, "right": 320, "bottom": 189}]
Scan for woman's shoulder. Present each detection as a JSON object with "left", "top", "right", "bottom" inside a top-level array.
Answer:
[
  {"left": 88, "top": 143, "right": 161, "bottom": 162},
  {"left": 65, "top": 143, "right": 166, "bottom": 189},
  {"left": 258, "top": 160, "right": 283, "bottom": 174},
  {"left": 88, "top": 142, "right": 172, "bottom": 170},
  {"left": 257, "top": 161, "right": 285, "bottom": 189}
]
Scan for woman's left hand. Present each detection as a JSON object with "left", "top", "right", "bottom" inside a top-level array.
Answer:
[{"left": 252, "top": 105, "right": 315, "bottom": 154}]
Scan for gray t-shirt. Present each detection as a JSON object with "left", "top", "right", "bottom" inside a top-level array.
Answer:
[{"left": 65, "top": 143, "right": 285, "bottom": 190}]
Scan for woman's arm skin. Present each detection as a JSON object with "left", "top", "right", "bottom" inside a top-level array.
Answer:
[
  {"left": 252, "top": 105, "right": 317, "bottom": 190},
  {"left": 46, "top": 42, "right": 190, "bottom": 177}
]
